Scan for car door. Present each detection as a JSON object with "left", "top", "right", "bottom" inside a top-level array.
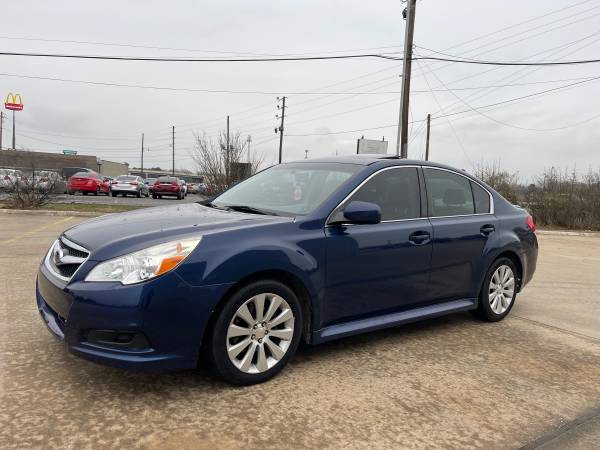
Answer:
[
  {"left": 423, "top": 167, "right": 497, "bottom": 301},
  {"left": 323, "top": 166, "right": 433, "bottom": 326}
]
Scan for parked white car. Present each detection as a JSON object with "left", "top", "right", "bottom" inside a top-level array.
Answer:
[{"left": 0, "top": 168, "right": 22, "bottom": 191}]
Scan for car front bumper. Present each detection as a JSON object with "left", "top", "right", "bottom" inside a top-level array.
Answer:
[{"left": 36, "top": 263, "right": 233, "bottom": 371}]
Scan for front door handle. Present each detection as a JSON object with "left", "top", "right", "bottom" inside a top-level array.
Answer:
[
  {"left": 480, "top": 224, "right": 495, "bottom": 235},
  {"left": 409, "top": 230, "right": 431, "bottom": 245}
]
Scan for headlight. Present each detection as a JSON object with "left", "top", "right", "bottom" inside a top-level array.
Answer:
[{"left": 85, "top": 237, "right": 202, "bottom": 285}]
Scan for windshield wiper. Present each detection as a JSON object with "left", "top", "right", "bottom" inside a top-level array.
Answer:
[{"left": 225, "top": 205, "right": 278, "bottom": 216}]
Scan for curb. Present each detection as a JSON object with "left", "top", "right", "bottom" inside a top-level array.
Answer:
[
  {"left": 537, "top": 229, "right": 598, "bottom": 237},
  {"left": 0, "top": 208, "right": 103, "bottom": 218}
]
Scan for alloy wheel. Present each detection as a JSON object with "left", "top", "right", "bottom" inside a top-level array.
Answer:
[
  {"left": 226, "top": 293, "right": 294, "bottom": 374},
  {"left": 489, "top": 265, "right": 515, "bottom": 314}
]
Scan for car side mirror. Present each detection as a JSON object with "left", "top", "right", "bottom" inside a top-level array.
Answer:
[{"left": 341, "top": 201, "right": 381, "bottom": 225}]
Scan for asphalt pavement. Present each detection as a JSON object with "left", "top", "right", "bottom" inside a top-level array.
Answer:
[{"left": 1, "top": 214, "right": 599, "bottom": 449}]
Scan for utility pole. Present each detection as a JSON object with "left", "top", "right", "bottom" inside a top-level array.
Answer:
[
  {"left": 226, "top": 116, "right": 230, "bottom": 183},
  {"left": 305, "top": 149, "right": 309, "bottom": 159},
  {"left": 246, "top": 134, "right": 252, "bottom": 163},
  {"left": 141, "top": 133, "right": 145, "bottom": 178},
  {"left": 395, "top": 0, "right": 416, "bottom": 158},
  {"left": 0, "top": 112, "right": 3, "bottom": 150},
  {"left": 171, "top": 126, "right": 175, "bottom": 176},
  {"left": 425, "top": 114, "right": 431, "bottom": 161},
  {"left": 275, "top": 96, "right": 287, "bottom": 164},
  {"left": 12, "top": 110, "right": 16, "bottom": 150}
]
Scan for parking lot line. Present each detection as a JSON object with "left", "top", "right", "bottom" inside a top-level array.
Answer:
[{"left": 0, "top": 216, "right": 73, "bottom": 245}]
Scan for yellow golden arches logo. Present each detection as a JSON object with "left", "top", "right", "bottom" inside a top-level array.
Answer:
[{"left": 5, "top": 92, "right": 23, "bottom": 111}]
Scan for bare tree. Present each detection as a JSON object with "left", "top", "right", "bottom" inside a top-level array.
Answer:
[
  {"left": 191, "top": 130, "right": 265, "bottom": 194},
  {"left": 473, "top": 160, "right": 520, "bottom": 204},
  {"left": 4, "top": 165, "right": 57, "bottom": 209}
]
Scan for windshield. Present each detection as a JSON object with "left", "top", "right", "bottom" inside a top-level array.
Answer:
[{"left": 212, "top": 162, "right": 361, "bottom": 216}]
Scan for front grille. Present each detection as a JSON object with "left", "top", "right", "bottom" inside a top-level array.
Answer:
[{"left": 46, "top": 237, "right": 90, "bottom": 282}]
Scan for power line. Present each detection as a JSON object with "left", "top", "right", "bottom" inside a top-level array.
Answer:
[
  {"left": 286, "top": 73, "right": 600, "bottom": 137},
  {"left": 0, "top": 51, "right": 403, "bottom": 62},
  {"left": 416, "top": 30, "right": 600, "bottom": 122},
  {"left": 2, "top": 50, "right": 600, "bottom": 66},
  {"left": 0, "top": 35, "right": 405, "bottom": 57},
  {"left": 416, "top": 60, "right": 473, "bottom": 164},
  {"left": 0, "top": 72, "right": 406, "bottom": 95},
  {"left": 432, "top": 0, "right": 596, "bottom": 54}
]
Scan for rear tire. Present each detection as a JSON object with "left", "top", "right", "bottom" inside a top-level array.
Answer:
[
  {"left": 136, "top": 190, "right": 141, "bottom": 198},
  {"left": 94, "top": 187, "right": 99, "bottom": 196},
  {"left": 474, "top": 257, "right": 518, "bottom": 322},
  {"left": 207, "top": 280, "right": 303, "bottom": 386},
  {"left": 112, "top": 192, "right": 117, "bottom": 197},
  {"left": 152, "top": 194, "right": 157, "bottom": 199}
]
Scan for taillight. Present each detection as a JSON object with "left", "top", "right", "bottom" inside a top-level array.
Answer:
[
  {"left": 111, "top": 180, "right": 117, "bottom": 184},
  {"left": 4, "top": 175, "right": 9, "bottom": 180},
  {"left": 526, "top": 215, "right": 536, "bottom": 233},
  {"left": 130, "top": 181, "right": 139, "bottom": 186}
]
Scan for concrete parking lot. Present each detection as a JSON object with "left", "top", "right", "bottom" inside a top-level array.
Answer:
[{"left": 1, "top": 213, "right": 599, "bottom": 449}]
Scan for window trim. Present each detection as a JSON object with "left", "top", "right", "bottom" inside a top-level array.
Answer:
[
  {"left": 422, "top": 167, "right": 494, "bottom": 218},
  {"left": 325, "top": 165, "right": 494, "bottom": 226},
  {"left": 325, "top": 165, "right": 423, "bottom": 226}
]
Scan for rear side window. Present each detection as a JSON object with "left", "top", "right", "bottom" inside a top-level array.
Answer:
[
  {"left": 424, "top": 168, "right": 474, "bottom": 216},
  {"left": 471, "top": 181, "right": 491, "bottom": 214},
  {"left": 346, "top": 167, "right": 421, "bottom": 221}
]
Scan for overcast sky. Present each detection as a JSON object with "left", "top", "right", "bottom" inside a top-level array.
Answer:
[{"left": 2, "top": 0, "right": 599, "bottom": 180}]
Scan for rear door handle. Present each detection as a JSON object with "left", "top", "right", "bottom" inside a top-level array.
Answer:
[
  {"left": 409, "top": 230, "right": 431, "bottom": 245},
  {"left": 480, "top": 224, "right": 495, "bottom": 235}
]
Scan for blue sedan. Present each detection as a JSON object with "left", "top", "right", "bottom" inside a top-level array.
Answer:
[{"left": 36, "top": 156, "right": 538, "bottom": 385}]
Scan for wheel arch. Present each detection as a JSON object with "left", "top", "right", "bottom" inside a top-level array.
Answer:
[
  {"left": 202, "top": 269, "right": 315, "bottom": 352},
  {"left": 487, "top": 249, "right": 523, "bottom": 293}
]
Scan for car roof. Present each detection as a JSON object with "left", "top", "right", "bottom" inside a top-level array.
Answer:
[{"left": 287, "top": 155, "right": 469, "bottom": 172}]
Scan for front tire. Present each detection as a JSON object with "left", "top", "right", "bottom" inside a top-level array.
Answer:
[
  {"left": 207, "top": 280, "right": 303, "bottom": 385},
  {"left": 474, "top": 257, "right": 518, "bottom": 322}
]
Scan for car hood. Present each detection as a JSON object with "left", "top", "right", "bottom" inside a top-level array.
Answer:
[{"left": 63, "top": 202, "right": 291, "bottom": 259}]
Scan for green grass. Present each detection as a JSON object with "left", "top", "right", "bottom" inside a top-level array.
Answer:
[
  {"left": 0, "top": 202, "right": 146, "bottom": 214},
  {"left": 44, "top": 203, "right": 145, "bottom": 213}
]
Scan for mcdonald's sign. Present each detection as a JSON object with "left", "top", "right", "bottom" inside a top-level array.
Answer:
[{"left": 5, "top": 92, "right": 23, "bottom": 111}]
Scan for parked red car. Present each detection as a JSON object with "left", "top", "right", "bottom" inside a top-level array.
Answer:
[
  {"left": 152, "top": 176, "right": 185, "bottom": 199},
  {"left": 68, "top": 172, "right": 110, "bottom": 196}
]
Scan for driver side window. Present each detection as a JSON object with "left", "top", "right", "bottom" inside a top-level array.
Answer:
[{"left": 343, "top": 167, "right": 421, "bottom": 221}]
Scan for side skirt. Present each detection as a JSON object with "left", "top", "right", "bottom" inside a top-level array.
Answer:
[{"left": 313, "top": 299, "right": 477, "bottom": 344}]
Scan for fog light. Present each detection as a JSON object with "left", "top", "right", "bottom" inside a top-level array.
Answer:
[{"left": 86, "top": 330, "right": 151, "bottom": 350}]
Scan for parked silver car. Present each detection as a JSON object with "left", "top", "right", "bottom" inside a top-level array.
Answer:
[{"left": 110, "top": 175, "right": 149, "bottom": 198}]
